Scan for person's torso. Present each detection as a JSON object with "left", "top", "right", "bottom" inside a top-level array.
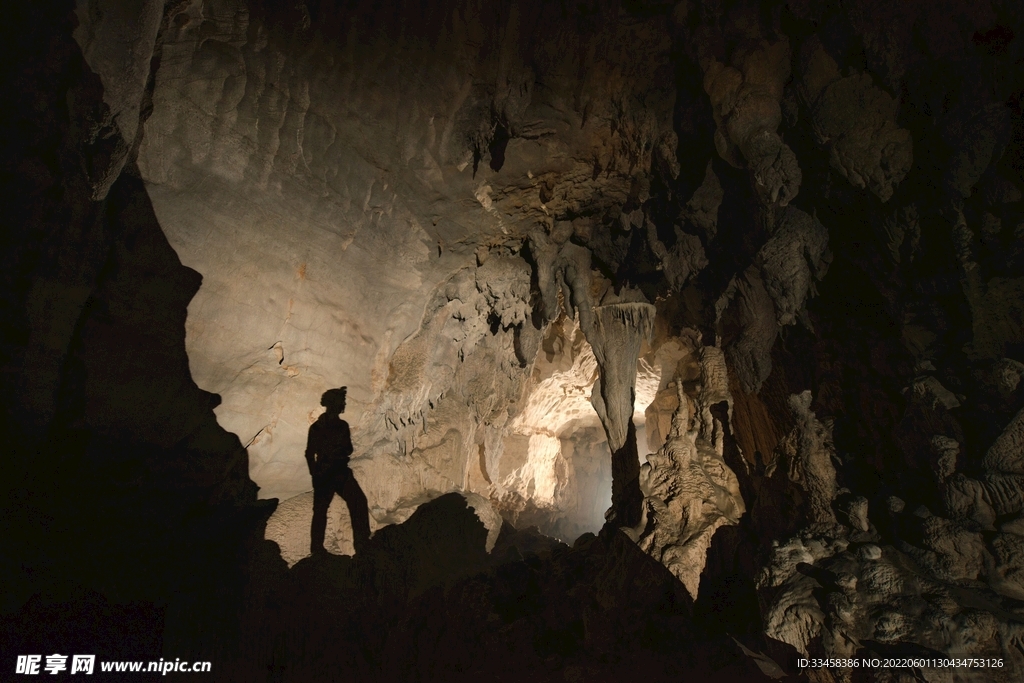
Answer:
[{"left": 310, "top": 418, "right": 352, "bottom": 469}]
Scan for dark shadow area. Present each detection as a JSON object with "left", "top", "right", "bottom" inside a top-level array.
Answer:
[
  {"left": 223, "top": 493, "right": 774, "bottom": 682},
  {"left": 488, "top": 122, "right": 510, "bottom": 172},
  {"left": 609, "top": 419, "right": 645, "bottom": 527},
  {"left": 0, "top": 1, "right": 269, "bottom": 670}
]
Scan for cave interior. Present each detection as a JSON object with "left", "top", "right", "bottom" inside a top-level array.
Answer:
[{"left": 3, "top": 0, "right": 1024, "bottom": 681}]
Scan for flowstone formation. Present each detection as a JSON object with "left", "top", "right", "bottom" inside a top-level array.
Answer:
[
  {"left": 637, "top": 345, "right": 746, "bottom": 598},
  {"left": 700, "top": 35, "right": 802, "bottom": 206},
  {"left": 6, "top": 0, "right": 1024, "bottom": 681}
]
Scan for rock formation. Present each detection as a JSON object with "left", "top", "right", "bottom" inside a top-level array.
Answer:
[{"left": 637, "top": 346, "right": 745, "bottom": 598}]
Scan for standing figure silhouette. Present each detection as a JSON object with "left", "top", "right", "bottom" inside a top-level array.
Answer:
[{"left": 306, "top": 387, "right": 371, "bottom": 555}]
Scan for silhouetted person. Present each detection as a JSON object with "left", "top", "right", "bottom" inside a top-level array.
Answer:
[{"left": 306, "top": 387, "right": 371, "bottom": 555}]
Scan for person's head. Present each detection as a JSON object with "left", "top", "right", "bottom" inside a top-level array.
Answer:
[{"left": 321, "top": 387, "right": 347, "bottom": 415}]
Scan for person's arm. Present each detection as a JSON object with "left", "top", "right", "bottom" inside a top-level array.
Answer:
[
  {"left": 340, "top": 421, "right": 353, "bottom": 459},
  {"left": 305, "top": 424, "right": 317, "bottom": 475}
]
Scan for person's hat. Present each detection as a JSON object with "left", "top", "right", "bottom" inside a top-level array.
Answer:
[{"left": 321, "top": 387, "right": 347, "bottom": 409}]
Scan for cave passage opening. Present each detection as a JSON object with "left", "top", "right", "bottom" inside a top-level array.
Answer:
[{"left": 493, "top": 312, "right": 662, "bottom": 542}]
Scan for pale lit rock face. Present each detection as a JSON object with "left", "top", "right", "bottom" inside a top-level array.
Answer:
[
  {"left": 494, "top": 315, "right": 663, "bottom": 539},
  {"left": 510, "top": 317, "right": 601, "bottom": 439},
  {"left": 144, "top": 174, "right": 436, "bottom": 501},
  {"left": 264, "top": 491, "right": 357, "bottom": 566},
  {"left": 135, "top": 0, "right": 677, "bottom": 514},
  {"left": 588, "top": 298, "right": 657, "bottom": 454},
  {"left": 636, "top": 340, "right": 745, "bottom": 599},
  {"left": 500, "top": 317, "right": 598, "bottom": 522}
]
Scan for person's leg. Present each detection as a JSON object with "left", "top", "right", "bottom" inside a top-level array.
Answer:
[
  {"left": 310, "top": 483, "right": 332, "bottom": 555},
  {"left": 337, "top": 470, "right": 371, "bottom": 553}
]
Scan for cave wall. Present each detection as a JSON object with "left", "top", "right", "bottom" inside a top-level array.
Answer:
[
  {"left": 1, "top": 0, "right": 270, "bottom": 665},
  {"left": 132, "top": 0, "right": 680, "bottom": 506}
]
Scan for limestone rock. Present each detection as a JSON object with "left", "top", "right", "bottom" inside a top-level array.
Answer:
[
  {"left": 875, "top": 203, "right": 920, "bottom": 264},
  {"left": 783, "top": 391, "right": 839, "bottom": 528},
  {"left": 941, "top": 103, "right": 1013, "bottom": 199},
  {"left": 661, "top": 233, "right": 708, "bottom": 292},
  {"left": 72, "top": 0, "right": 164, "bottom": 198},
  {"left": 943, "top": 473, "right": 997, "bottom": 527},
  {"left": 15, "top": 1, "right": 1024, "bottom": 680},
  {"left": 642, "top": 340, "right": 699, "bottom": 454},
  {"left": 840, "top": 496, "right": 870, "bottom": 533},
  {"left": 992, "top": 359, "right": 1024, "bottom": 398},
  {"left": 978, "top": 473, "right": 1024, "bottom": 518},
  {"left": 931, "top": 435, "right": 960, "bottom": 482},
  {"left": 983, "top": 407, "right": 1024, "bottom": 475},
  {"left": 475, "top": 255, "right": 533, "bottom": 329},
  {"left": 901, "top": 516, "right": 985, "bottom": 582},
  {"left": 265, "top": 491, "right": 359, "bottom": 566},
  {"left": 909, "top": 376, "right": 962, "bottom": 410},
  {"left": 762, "top": 573, "right": 823, "bottom": 658},
  {"left": 588, "top": 294, "right": 657, "bottom": 453},
  {"left": 990, "top": 531, "right": 1024, "bottom": 600},
  {"left": 799, "top": 38, "right": 912, "bottom": 202},
  {"left": 720, "top": 267, "right": 778, "bottom": 394},
  {"left": 702, "top": 38, "right": 801, "bottom": 205},
  {"left": 636, "top": 374, "right": 744, "bottom": 599},
  {"left": 746, "top": 129, "right": 803, "bottom": 207},
  {"left": 758, "top": 206, "right": 830, "bottom": 327},
  {"left": 684, "top": 160, "right": 723, "bottom": 242},
  {"left": 723, "top": 207, "right": 829, "bottom": 393},
  {"left": 760, "top": 531, "right": 1024, "bottom": 679},
  {"left": 757, "top": 534, "right": 848, "bottom": 590},
  {"left": 812, "top": 74, "right": 913, "bottom": 202}
]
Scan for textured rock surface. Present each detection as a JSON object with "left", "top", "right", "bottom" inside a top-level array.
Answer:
[
  {"left": 722, "top": 206, "right": 831, "bottom": 393},
  {"left": 132, "top": 0, "right": 681, "bottom": 518},
  {"left": 637, "top": 347, "right": 745, "bottom": 598},
  {"left": 72, "top": 0, "right": 164, "bottom": 198},
  {"left": 782, "top": 390, "right": 839, "bottom": 528},
  {"left": 701, "top": 36, "right": 801, "bottom": 205},
  {"left": 983, "top": 407, "right": 1024, "bottom": 474},
  {"left": 760, "top": 526, "right": 1024, "bottom": 682},
  {"left": 799, "top": 36, "right": 913, "bottom": 202}
]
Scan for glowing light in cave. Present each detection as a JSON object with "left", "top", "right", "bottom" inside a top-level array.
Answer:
[
  {"left": 500, "top": 318, "right": 662, "bottom": 533},
  {"left": 633, "top": 357, "right": 661, "bottom": 461},
  {"left": 521, "top": 434, "right": 565, "bottom": 505}
]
